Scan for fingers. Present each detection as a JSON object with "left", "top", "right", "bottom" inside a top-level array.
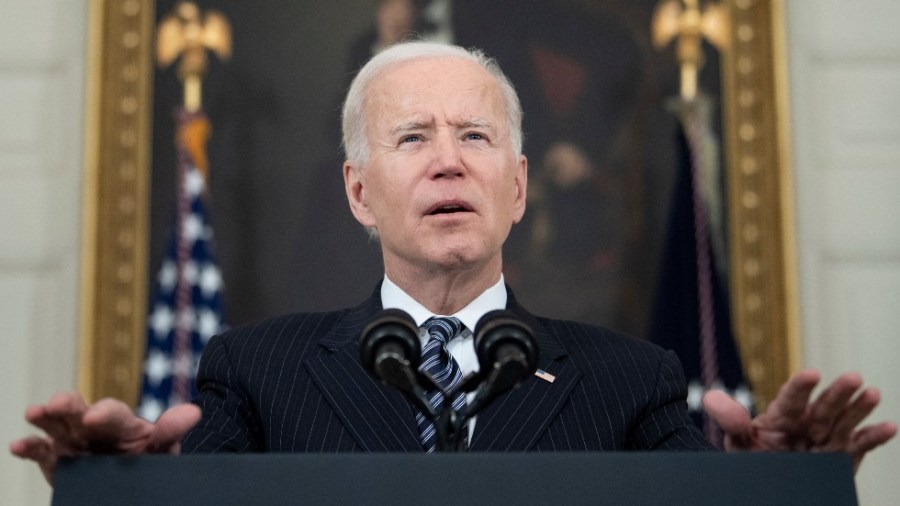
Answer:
[
  {"left": 9, "top": 436, "right": 57, "bottom": 484},
  {"left": 15, "top": 392, "right": 93, "bottom": 486},
  {"left": 77, "top": 400, "right": 200, "bottom": 455},
  {"left": 849, "top": 421, "right": 898, "bottom": 471},
  {"left": 736, "top": 370, "right": 893, "bottom": 471},
  {"left": 25, "top": 392, "right": 86, "bottom": 430},
  {"left": 18, "top": 392, "right": 203, "bottom": 457},
  {"left": 25, "top": 392, "right": 91, "bottom": 453},
  {"left": 703, "top": 390, "right": 753, "bottom": 449},
  {"left": 765, "top": 369, "right": 821, "bottom": 429},
  {"left": 83, "top": 398, "right": 143, "bottom": 429},
  {"left": 806, "top": 373, "right": 863, "bottom": 445},
  {"left": 822, "top": 387, "right": 880, "bottom": 449},
  {"left": 148, "top": 403, "right": 202, "bottom": 453},
  {"left": 21, "top": 393, "right": 155, "bottom": 455},
  {"left": 740, "top": 369, "right": 821, "bottom": 450},
  {"left": 9, "top": 436, "right": 53, "bottom": 461},
  {"left": 13, "top": 393, "right": 204, "bottom": 485},
  {"left": 81, "top": 398, "right": 154, "bottom": 453},
  {"left": 703, "top": 390, "right": 752, "bottom": 432}
]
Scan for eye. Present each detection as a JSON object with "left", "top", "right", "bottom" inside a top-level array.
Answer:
[
  {"left": 465, "top": 132, "right": 486, "bottom": 141},
  {"left": 401, "top": 135, "right": 422, "bottom": 143}
]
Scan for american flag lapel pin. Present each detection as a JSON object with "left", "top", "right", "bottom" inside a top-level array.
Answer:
[{"left": 534, "top": 369, "right": 556, "bottom": 383}]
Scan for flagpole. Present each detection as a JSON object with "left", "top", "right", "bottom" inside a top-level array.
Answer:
[
  {"left": 156, "top": 1, "right": 232, "bottom": 113},
  {"left": 652, "top": 0, "right": 730, "bottom": 102}
]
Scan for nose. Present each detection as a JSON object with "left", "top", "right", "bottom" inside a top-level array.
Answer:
[{"left": 429, "top": 131, "right": 465, "bottom": 179}]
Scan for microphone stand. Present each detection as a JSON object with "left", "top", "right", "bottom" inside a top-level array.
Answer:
[
  {"left": 436, "top": 343, "right": 536, "bottom": 451},
  {"left": 371, "top": 365, "right": 532, "bottom": 451},
  {"left": 432, "top": 364, "right": 524, "bottom": 452},
  {"left": 418, "top": 373, "right": 469, "bottom": 452}
]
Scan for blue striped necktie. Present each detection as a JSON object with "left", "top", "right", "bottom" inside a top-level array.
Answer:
[{"left": 417, "top": 316, "right": 467, "bottom": 452}]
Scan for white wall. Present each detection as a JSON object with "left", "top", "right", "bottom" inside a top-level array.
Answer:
[
  {"left": 0, "top": 0, "right": 86, "bottom": 504},
  {"left": 786, "top": 1, "right": 900, "bottom": 504}
]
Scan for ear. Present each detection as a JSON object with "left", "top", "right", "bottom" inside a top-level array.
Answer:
[
  {"left": 343, "top": 161, "right": 377, "bottom": 228},
  {"left": 512, "top": 154, "right": 528, "bottom": 224}
]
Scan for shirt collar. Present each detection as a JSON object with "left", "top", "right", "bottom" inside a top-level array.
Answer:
[{"left": 380, "top": 274, "right": 507, "bottom": 331}]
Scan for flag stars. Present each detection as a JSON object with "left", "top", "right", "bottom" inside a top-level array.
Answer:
[
  {"left": 733, "top": 384, "right": 754, "bottom": 411},
  {"left": 150, "top": 304, "right": 175, "bottom": 340},
  {"left": 137, "top": 396, "right": 165, "bottom": 422},
  {"left": 158, "top": 260, "right": 178, "bottom": 292},
  {"left": 181, "top": 213, "right": 203, "bottom": 243},
  {"left": 197, "top": 308, "right": 221, "bottom": 343},
  {"left": 144, "top": 349, "right": 172, "bottom": 387},
  {"left": 687, "top": 380, "right": 704, "bottom": 411},
  {"left": 199, "top": 264, "right": 222, "bottom": 297},
  {"left": 686, "top": 380, "right": 755, "bottom": 413},
  {"left": 184, "top": 167, "right": 206, "bottom": 197}
]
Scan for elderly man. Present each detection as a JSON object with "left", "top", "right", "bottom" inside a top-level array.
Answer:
[{"left": 11, "top": 42, "right": 895, "bottom": 482}]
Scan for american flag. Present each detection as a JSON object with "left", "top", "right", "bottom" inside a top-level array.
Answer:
[
  {"left": 138, "top": 108, "right": 226, "bottom": 422},
  {"left": 534, "top": 369, "right": 556, "bottom": 383}
]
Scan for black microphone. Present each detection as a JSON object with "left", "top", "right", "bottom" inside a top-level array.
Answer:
[
  {"left": 359, "top": 309, "right": 459, "bottom": 450},
  {"left": 463, "top": 310, "right": 539, "bottom": 418},
  {"left": 359, "top": 308, "right": 423, "bottom": 393}
]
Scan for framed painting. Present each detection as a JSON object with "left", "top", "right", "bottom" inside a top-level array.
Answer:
[{"left": 79, "top": 0, "right": 798, "bottom": 408}]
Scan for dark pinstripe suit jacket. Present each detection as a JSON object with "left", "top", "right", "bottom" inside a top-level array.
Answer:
[{"left": 181, "top": 286, "right": 712, "bottom": 453}]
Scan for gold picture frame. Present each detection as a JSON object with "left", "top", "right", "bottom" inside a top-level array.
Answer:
[{"left": 79, "top": 0, "right": 799, "bottom": 408}]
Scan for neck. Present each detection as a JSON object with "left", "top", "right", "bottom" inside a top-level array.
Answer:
[{"left": 384, "top": 257, "right": 502, "bottom": 315}]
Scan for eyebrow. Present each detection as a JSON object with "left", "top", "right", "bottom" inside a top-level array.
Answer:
[
  {"left": 389, "top": 118, "right": 498, "bottom": 137},
  {"left": 390, "top": 121, "right": 431, "bottom": 136},
  {"left": 458, "top": 118, "right": 495, "bottom": 131}
]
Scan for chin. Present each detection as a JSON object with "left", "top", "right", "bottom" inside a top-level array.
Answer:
[
  {"left": 428, "top": 244, "right": 497, "bottom": 272},
  {"left": 428, "top": 251, "right": 477, "bottom": 270}
]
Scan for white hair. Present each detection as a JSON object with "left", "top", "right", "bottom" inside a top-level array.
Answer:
[{"left": 341, "top": 41, "right": 524, "bottom": 166}]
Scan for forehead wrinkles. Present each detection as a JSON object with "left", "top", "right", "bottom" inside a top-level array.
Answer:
[{"left": 365, "top": 59, "right": 506, "bottom": 129}]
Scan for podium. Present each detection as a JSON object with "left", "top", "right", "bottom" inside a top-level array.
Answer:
[{"left": 53, "top": 452, "right": 857, "bottom": 505}]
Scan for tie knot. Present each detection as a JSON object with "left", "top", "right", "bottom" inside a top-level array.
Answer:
[{"left": 423, "top": 316, "right": 462, "bottom": 345}]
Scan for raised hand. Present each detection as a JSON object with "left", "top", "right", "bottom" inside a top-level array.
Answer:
[
  {"left": 703, "top": 369, "right": 897, "bottom": 471},
  {"left": 9, "top": 391, "right": 201, "bottom": 484}
]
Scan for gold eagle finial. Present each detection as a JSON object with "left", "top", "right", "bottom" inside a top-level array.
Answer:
[
  {"left": 652, "top": 0, "right": 730, "bottom": 100},
  {"left": 156, "top": 1, "right": 232, "bottom": 112}
]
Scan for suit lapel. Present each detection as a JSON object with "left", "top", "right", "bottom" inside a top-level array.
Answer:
[
  {"left": 469, "top": 291, "right": 582, "bottom": 451},
  {"left": 304, "top": 287, "right": 422, "bottom": 452}
]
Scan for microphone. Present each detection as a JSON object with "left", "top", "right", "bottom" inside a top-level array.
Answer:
[
  {"left": 359, "top": 308, "right": 462, "bottom": 451},
  {"left": 358, "top": 309, "right": 434, "bottom": 416},
  {"left": 359, "top": 308, "right": 539, "bottom": 451},
  {"left": 463, "top": 310, "right": 539, "bottom": 418}
]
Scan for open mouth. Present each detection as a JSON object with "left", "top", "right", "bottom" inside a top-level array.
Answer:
[
  {"left": 429, "top": 205, "right": 469, "bottom": 215},
  {"left": 426, "top": 201, "right": 474, "bottom": 216}
]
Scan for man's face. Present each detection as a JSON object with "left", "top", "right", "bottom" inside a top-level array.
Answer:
[{"left": 344, "top": 57, "right": 527, "bottom": 276}]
